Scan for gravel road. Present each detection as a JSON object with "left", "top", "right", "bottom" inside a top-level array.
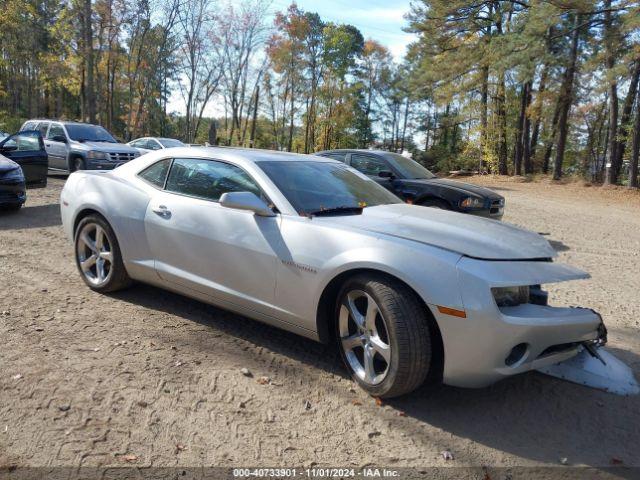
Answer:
[{"left": 1, "top": 175, "right": 639, "bottom": 475}]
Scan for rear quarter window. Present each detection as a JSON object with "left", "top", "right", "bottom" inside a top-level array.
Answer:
[{"left": 138, "top": 158, "right": 172, "bottom": 188}]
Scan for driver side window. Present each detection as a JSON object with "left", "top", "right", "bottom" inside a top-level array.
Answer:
[
  {"left": 165, "top": 158, "right": 262, "bottom": 202},
  {"left": 350, "top": 154, "right": 389, "bottom": 176},
  {"left": 2, "top": 131, "right": 42, "bottom": 152},
  {"left": 47, "top": 123, "right": 66, "bottom": 141}
]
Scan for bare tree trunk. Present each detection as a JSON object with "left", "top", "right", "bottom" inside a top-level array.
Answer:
[
  {"left": 553, "top": 14, "right": 581, "bottom": 181},
  {"left": 83, "top": 0, "right": 96, "bottom": 123},
  {"left": 514, "top": 82, "right": 527, "bottom": 175},
  {"left": 530, "top": 64, "right": 548, "bottom": 160},
  {"left": 604, "top": 0, "right": 619, "bottom": 185},
  {"left": 523, "top": 81, "right": 533, "bottom": 174},
  {"left": 287, "top": 74, "right": 295, "bottom": 152},
  {"left": 496, "top": 74, "right": 508, "bottom": 175},
  {"left": 400, "top": 97, "right": 410, "bottom": 153},
  {"left": 630, "top": 98, "right": 640, "bottom": 188},
  {"left": 614, "top": 58, "right": 640, "bottom": 169},
  {"left": 209, "top": 120, "right": 218, "bottom": 145},
  {"left": 250, "top": 85, "right": 260, "bottom": 148},
  {"left": 480, "top": 65, "right": 489, "bottom": 170},
  {"left": 542, "top": 97, "right": 562, "bottom": 174}
]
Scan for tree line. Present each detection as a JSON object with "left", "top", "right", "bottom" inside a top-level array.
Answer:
[{"left": 0, "top": 0, "right": 639, "bottom": 187}]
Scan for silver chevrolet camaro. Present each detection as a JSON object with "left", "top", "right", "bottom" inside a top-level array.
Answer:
[{"left": 60, "top": 148, "right": 606, "bottom": 398}]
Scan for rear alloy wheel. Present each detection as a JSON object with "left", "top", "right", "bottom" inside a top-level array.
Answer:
[
  {"left": 336, "top": 274, "right": 433, "bottom": 398},
  {"left": 74, "top": 214, "right": 131, "bottom": 292}
]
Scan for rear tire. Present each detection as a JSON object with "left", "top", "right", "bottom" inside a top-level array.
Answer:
[
  {"left": 74, "top": 214, "right": 132, "bottom": 293},
  {"left": 335, "top": 274, "right": 433, "bottom": 398}
]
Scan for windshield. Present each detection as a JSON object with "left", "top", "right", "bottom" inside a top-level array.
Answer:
[
  {"left": 158, "top": 138, "right": 185, "bottom": 148},
  {"left": 258, "top": 161, "right": 401, "bottom": 216},
  {"left": 66, "top": 124, "right": 117, "bottom": 143},
  {"left": 387, "top": 152, "right": 436, "bottom": 179}
]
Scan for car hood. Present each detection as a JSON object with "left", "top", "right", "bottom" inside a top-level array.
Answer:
[
  {"left": 72, "top": 141, "right": 138, "bottom": 153},
  {"left": 0, "top": 154, "right": 20, "bottom": 172},
  {"left": 321, "top": 203, "right": 556, "bottom": 260},
  {"left": 405, "top": 177, "right": 503, "bottom": 200}
]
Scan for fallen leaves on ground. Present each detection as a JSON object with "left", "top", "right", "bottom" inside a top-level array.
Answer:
[{"left": 441, "top": 450, "right": 454, "bottom": 461}]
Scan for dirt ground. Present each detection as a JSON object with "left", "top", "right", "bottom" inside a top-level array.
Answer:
[{"left": 1, "top": 175, "right": 639, "bottom": 474}]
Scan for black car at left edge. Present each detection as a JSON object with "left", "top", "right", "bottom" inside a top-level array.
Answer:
[
  {"left": 0, "top": 130, "right": 48, "bottom": 210},
  {"left": 316, "top": 149, "right": 505, "bottom": 219}
]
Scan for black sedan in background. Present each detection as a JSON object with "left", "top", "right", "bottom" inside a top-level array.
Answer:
[
  {"left": 0, "top": 155, "right": 26, "bottom": 210},
  {"left": 316, "top": 149, "right": 505, "bottom": 219},
  {"left": 0, "top": 130, "right": 48, "bottom": 210},
  {"left": 0, "top": 130, "right": 48, "bottom": 187}
]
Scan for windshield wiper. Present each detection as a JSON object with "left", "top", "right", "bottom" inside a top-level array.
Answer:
[{"left": 307, "top": 206, "right": 364, "bottom": 217}]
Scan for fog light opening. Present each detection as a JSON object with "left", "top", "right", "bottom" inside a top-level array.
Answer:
[{"left": 505, "top": 343, "right": 529, "bottom": 367}]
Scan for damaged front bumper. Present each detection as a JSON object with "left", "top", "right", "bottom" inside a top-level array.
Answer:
[{"left": 435, "top": 257, "right": 605, "bottom": 388}]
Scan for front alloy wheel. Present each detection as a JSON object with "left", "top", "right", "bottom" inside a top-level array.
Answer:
[
  {"left": 339, "top": 290, "right": 391, "bottom": 385},
  {"left": 76, "top": 222, "right": 113, "bottom": 287},
  {"left": 74, "top": 214, "right": 132, "bottom": 292},
  {"left": 336, "top": 274, "right": 435, "bottom": 398}
]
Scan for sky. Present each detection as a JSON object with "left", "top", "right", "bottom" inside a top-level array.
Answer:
[
  {"left": 167, "top": 0, "right": 417, "bottom": 117},
  {"left": 269, "top": 0, "right": 416, "bottom": 59}
]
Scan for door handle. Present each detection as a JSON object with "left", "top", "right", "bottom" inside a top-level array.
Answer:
[
  {"left": 45, "top": 143, "right": 51, "bottom": 147},
  {"left": 151, "top": 205, "right": 171, "bottom": 218}
]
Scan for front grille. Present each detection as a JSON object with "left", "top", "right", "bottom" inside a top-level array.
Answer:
[{"left": 108, "top": 152, "right": 136, "bottom": 163}]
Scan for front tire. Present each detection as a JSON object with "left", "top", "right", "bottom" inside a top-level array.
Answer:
[
  {"left": 74, "top": 214, "right": 132, "bottom": 292},
  {"left": 72, "top": 157, "right": 86, "bottom": 171},
  {"left": 335, "top": 274, "right": 433, "bottom": 398}
]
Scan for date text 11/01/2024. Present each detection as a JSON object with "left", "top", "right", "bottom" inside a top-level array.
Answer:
[{"left": 232, "top": 468, "right": 400, "bottom": 478}]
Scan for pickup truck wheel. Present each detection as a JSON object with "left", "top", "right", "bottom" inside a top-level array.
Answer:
[
  {"left": 74, "top": 214, "right": 132, "bottom": 293},
  {"left": 73, "top": 157, "right": 86, "bottom": 171},
  {"left": 336, "top": 274, "right": 432, "bottom": 398}
]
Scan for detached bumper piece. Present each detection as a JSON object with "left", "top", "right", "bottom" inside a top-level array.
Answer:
[{"left": 538, "top": 346, "right": 640, "bottom": 396}]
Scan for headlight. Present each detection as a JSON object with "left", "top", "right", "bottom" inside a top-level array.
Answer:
[
  {"left": 1, "top": 168, "right": 24, "bottom": 181},
  {"left": 459, "top": 196, "right": 484, "bottom": 209},
  {"left": 492, "top": 286, "right": 530, "bottom": 307},
  {"left": 87, "top": 151, "right": 108, "bottom": 160}
]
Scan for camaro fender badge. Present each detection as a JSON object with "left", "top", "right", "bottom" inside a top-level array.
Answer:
[{"left": 281, "top": 259, "right": 317, "bottom": 274}]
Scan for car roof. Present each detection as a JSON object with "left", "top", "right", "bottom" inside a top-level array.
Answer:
[
  {"left": 198, "top": 147, "right": 337, "bottom": 163},
  {"left": 23, "top": 119, "right": 101, "bottom": 127},
  {"left": 120, "top": 147, "right": 338, "bottom": 174},
  {"left": 316, "top": 149, "right": 390, "bottom": 157}
]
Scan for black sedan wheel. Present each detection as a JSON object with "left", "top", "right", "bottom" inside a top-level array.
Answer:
[{"left": 336, "top": 274, "right": 433, "bottom": 398}]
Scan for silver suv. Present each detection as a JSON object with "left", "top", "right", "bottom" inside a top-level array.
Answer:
[{"left": 20, "top": 120, "right": 140, "bottom": 172}]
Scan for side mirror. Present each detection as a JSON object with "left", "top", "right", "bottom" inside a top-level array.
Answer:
[
  {"left": 52, "top": 135, "right": 67, "bottom": 143},
  {"left": 219, "top": 191, "right": 276, "bottom": 217},
  {"left": 378, "top": 170, "right": 394, "bottom": 179}
]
